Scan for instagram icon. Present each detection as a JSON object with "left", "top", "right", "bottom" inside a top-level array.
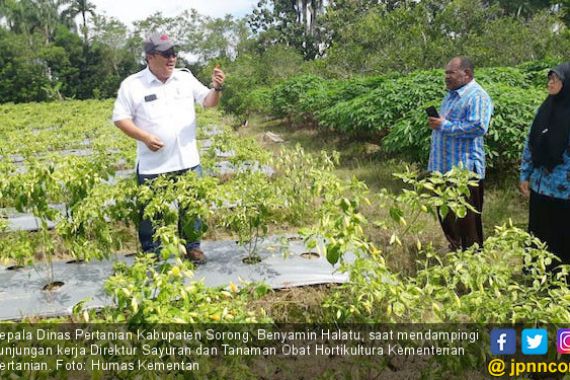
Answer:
[{"left": 557, "top": 329, "right": 570, "bottom": 354}]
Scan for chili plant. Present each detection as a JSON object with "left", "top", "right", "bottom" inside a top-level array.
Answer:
[
  {"left": 8, "top": 159, "right": 60, "bottom": 286},
  {"left": 138, "top": 170, "right": 219, "bottom": 260},
  {"left": 220, "top": 171, "right": 278, "bottom": 263},
  {"left": 272, "top": 145, "right": 340, "bottom": 226}
]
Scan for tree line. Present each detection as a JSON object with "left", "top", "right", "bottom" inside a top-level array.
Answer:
[{"left": 1, "top": 0, "right": 569, "bottom": 104}]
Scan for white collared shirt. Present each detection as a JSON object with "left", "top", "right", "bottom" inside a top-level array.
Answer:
[{"left": 112, "top": 67, "right": 211, "bottom": 175}]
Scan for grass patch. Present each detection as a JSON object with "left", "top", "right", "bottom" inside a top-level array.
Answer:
[
  {"left": 482, "top": 185, "right": 528, "bottom": 237},
  {"left": 247, "top": 284, "right": 333, "bottom": 323}
]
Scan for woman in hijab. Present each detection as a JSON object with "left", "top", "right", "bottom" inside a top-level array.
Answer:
[{"left": 519, "top": 62, "right": 570, "bottom": 265}]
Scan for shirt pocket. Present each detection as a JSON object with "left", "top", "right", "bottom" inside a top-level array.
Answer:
[
  {"left": 174, "top": 87, "right": 195, "bottom": 105},
  {"left": 172, "top": 88, "right": 196, "bottom": 124},
  {"left": 141, "top": 98, "right": 169, "bottom": 125}
]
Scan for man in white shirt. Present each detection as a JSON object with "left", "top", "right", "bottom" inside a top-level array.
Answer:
[{"left": 112, "top": 33, "right": 225, "bottom": 264}]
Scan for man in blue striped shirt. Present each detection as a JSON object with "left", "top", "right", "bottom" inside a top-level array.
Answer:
[{"left": 427, "top": 56, "right": 493, "bottom": 251}]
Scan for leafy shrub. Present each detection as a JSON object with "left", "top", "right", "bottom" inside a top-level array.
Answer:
[
  {"left": 319, "top": 169, "right": 570, "bottom": 324},
  {"left": 237, "top": 60, "right": 553, "bottom": 169},
  {"left": 219, "top": 55, "right": 263, "bottom": 118},
  {"left": 219, "top": 171, "right": 278, "bottom": 261},
  {"left": 219, "top": 45, "right": 306, "bottom": 119},
  {"left": 137, "top": 171, "right": 220, "bottom": 260},
  {"left": 327, "top": 223, "right": 570, "bottom": 323},
  {"left": 477, "top": 66, "right": 534, "bottom": 88},
  {"left": 272, "top": 145, "right": 340, "bottom": 226},
  {"left": 299, "top": 76, "right": 386, "bottom": 117},
  {"left": 383, "top": 78, "right": 544, "bottom": 168},
  {"left": 247, "top": 66, "right": 546, "bottom": 170},
  {"left": 517, "top": 59, "right": 560, "bottom": 87},
  {"left": 316, "top": 70, "right": 443, "bottom": 137},
  {"left": 205, "top": 130, "right": 271, "bottom": 167},
  {"left": 269, "top": 74, "right": 323, "bottom": 121},
  {"left": 484, "top": 84, "right": 544, "bottom": 171},
  {"left": 244, "top": 87, "right": 274, "bottom": 115},
  {"left": 91, "top": 255, "right": 272, "bottom": 323}
]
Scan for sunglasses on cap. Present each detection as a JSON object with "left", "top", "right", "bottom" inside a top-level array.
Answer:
[{"left": 155, "top": 48, "right": 177, "bottom": 58}]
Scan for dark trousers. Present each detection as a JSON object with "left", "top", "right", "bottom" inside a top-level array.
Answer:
[
  {"left": 529, "top": 190, "right": 570, "bottom": 266},
  {"left": 137, "top": 165, "right": 202, "bottom": 254},
  {"left": 438, "top": 180, "right": 485, "bottom": 251}
]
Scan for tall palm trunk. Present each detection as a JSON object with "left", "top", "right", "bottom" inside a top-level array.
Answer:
[{"left": 81, "top": 9, "right": 87, "bottom": 44}]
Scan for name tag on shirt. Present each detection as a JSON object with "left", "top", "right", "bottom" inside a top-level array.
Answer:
[{"left": 144, "top": 94, "right": 157, "bottom": 102}]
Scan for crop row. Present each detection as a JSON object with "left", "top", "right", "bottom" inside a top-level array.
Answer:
[
  {"left": 0, "top": 100, "right": 342, "bottom": 274},
  {"left": 228, "top": 64, "right": 551, "bottom": 172}
]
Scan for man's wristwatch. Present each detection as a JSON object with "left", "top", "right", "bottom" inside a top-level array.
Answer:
[{"left": 214, "top": 85, "right": 223, "bottom": 92}]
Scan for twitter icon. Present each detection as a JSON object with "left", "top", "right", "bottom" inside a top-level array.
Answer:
[{"left": 522, "top": 328, "right": 548, "bottom": 355}]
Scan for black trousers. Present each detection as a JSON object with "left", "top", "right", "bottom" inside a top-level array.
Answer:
[
  {"left": 529, "top": 190, "right": 570, "bottom": 265},
  {"left": 438, "top": 180, "right": 485, "bottom": 251}
]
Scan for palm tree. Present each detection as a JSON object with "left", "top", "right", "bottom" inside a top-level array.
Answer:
[
  {"left": 32, "top": 0, "right": 62, "bottom": 44},
  {"left": 1, "top": 0, "right": 30, "bottom": 34},
  {"left": 60, "top": 0, "right": 96, "bottom": 45}
]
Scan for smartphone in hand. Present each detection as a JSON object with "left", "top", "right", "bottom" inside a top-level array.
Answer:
[{"left": 425, "top": 106, "right": 440, "bottom": 118}]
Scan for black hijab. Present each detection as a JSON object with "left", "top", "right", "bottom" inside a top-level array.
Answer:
[{"left": 529, "top": 62, "right": 570, "bottom": 171}]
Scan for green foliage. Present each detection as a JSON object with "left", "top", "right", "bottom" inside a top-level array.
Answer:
[
  {"left": 4, "top": 96, "right": 570, "bottom": 344},
  {"left": 325, "top": 4, "right": 444, "bottom": 75},
  {"left": 256, "top": 45, "right": 307, "bottom": 84},
  {"left": 56, "top": 178, "right": 139, "bottom": 262},
  {"left": 220, "top": 46, "right": 306, "bottom": 118},
  {"left": 323, "top": 218, "right": 570, "bottom": 378},
  {"left": 322, "top": 169, "right": 570, "bottom": 324},
  {"left": 269, "top": 74, "right": 323, "bottom": 120},
  {"left": 516, "top": 59, "right": 563, "bottom": 88},
  {"left": 2, "top": 155, "right": 137, "bottom": 268},
  {"left": 0, "top": 100, "right": 134, "bottom": 268},
  {"left": 245, "top": 87, "right": 274, "bottom": 115},
  {"left": 91, "top": 255, "right": 272, "bottom": 323},
  {"left": 463, "top": 11, "right": 564, "bottom": 67},
  {"left": 383, "top": 69, "right": 545, "bottom": 169},
  {"left": 0, "top": 232, "right": 34, "bottom": 267},
  {"left": 218, "top": 55, "right": 259, "bottom": 117},
  {"left": 248, "top": 0, "right": 325, "bottom": 59},
  {"left": 484, "top": 84, "right": 544, "bottom": 171},
  {"left": 8, "top": 160, "right": 60, "bottom": 276},
  {"left": 320, "top": 0, "right": 568, "bottom": 76},
  {"left": 306, "top": 182, "right": 375, "bottom": 266},
  {"left": 0, "top": 31, "right": 53, "bottom": 102},
  {"left": 220, "top": 171, "right": 277, "bottom": 260},
  {"left": 391, "top": 166, "right": 480, "bottom": 223},
  {"left": 205, "top": 130, "right": 271, "bottom": 167},
  {"left": 2, "top": 0, "right": 570, "bottom": 105},
  {"left": 246, "top": 66, "right": 547, "bottom": 171},
  {"left": 272, "top": 145, "right": 340, "bottom": 226},
  {"left": 299, "top": 76, "right": 386, "bottom": 116},
  {"left": 138, "top": 171, "right": 220, "bottom": 260},
  {"left": 0, "top": 2, "right": 252, "bottom": 103}
]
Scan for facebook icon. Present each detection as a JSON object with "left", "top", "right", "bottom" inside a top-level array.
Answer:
[{"left": 490, "top": 328, "right": 516, "bottom": 355}]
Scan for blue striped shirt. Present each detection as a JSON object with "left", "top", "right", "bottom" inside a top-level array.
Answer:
[{"left": 427, "top": 80, "right": 493, "bottom": 179}]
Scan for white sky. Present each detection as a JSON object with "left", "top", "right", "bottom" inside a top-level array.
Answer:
[{"left": 90, "top": 0, "right": 258, "bottom": 26}]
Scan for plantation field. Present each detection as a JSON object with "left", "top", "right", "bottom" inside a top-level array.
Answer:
[
  {"left": 1, "top": 95, "right": 569, "bottom": 378},
  {"left": 1, "top": 96, "right": 568, "bottom": 321},
  {"left": 4, "top": 0, "right": 570, "bottom": 375}
]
